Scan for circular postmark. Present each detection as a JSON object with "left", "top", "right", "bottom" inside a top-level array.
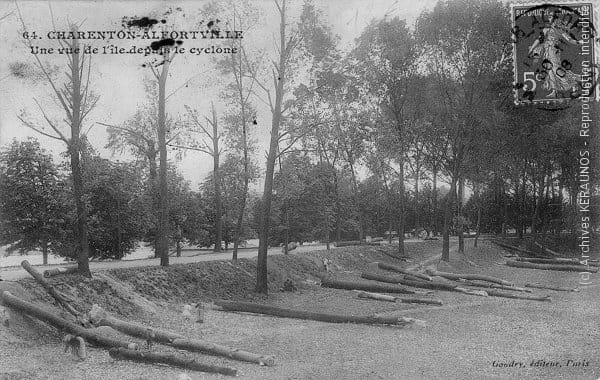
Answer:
[{"left": 511, "top": 2, "right": 598, "bottom": 106}]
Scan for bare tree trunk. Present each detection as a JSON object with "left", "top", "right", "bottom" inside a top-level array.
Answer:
[
  {"left": 147, "top": 142, "right": 161, "bottom": 259},
  {"left": 211, "top": 103, "right": 222, "bottom": 253},
  {"left": 69, "top": 40, "right": 91, "bottom": 277},
  {"left": 156, "top": 54, "right": 174, "bottom": 267},
  {"left": 442, "top": 176, "right": 457, "bottom": 261},
  {"left": 232, "top": 105, "right": 249, "bottom": 261},
  {"left": 457, "top": 177, "right": 465, "bottom": 254},
  {"left": 42, "top": 240, "right": 48, "bottom": 265},
  {"left": 347, "top": 157, "right": 364, "bottom": 242},
  {"left": 397, "top": 157, "right": 405, "bottom": 256},
  {"left": 256, "top": 0, "right": 290, "bottom": 294},
  {"left": 432, "top": 167, "right": 438, "bottom": 236},
  {"left": 474, "top": 183, "right": 481, "bottom": 248}
]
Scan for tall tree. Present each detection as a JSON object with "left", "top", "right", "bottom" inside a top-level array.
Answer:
[
  {"left": 16, "top": 12, "right": 98, "bottom": 275},
  {"left": 416, "top": 0, "right": 510, "bottom": 260},
  {"left": 0, "top": 139, "right": 67, "bottom": 264},
  {"left": 184, "top": 102, "right": 224, "bottom": 252},
  {"left": 249, "top": 0, "right": 300, "bottom": 294},
  {"left": 354, "top": 17, "right": 420, "bottom": 255}
]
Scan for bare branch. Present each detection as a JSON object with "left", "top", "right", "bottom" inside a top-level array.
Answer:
[
  {"left": 17, "top": 114, "right": 65, "bottom": 142},
  {"left": 167, "top": 143, "right": 213, "bottom": 156},
  {"left": 32, "top": 98, "right": 68, "bottom": 143}
]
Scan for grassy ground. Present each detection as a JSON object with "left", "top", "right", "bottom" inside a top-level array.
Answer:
[{"left": 0, "top": 239, "right": 598, "bottom": 380}]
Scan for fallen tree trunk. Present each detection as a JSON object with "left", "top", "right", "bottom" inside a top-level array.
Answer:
[
  {"left": 0, "top": 291, "right": 137, "bottom": 350},
  {"left": 353, "top": 290, "right": 443, "bottom": 306},
  {"left": 525, "top": 283, "right": 579, "bottom": 292},
  {"left": 334, "top": 241, "right": 381, "bottom": 247},
  {"left": 516, "top": 257, "right": 599, "bottom": 267},
  {"left": 491, "top": 240, "right": 548, "bottom": 258},
  {"left": 361, "top": 272, "right": 457, "bottom": 292},
  {"left": 90, "top": 305, "right": 274, "bottom": 366},
  {"left": 108, "top": 348, "right": 237, "bottom": 376},
  {"left": 425, "top": 269, "right": 513, "bottom": 286},
  {"left": 506, "top": 260, "right": 598, "bottom": 273},
  {"left": 376, "top": 249, "right": 411, "bottom": 262},
  {"left": 533, "top": 241, "right": 561, "bottom": 257},
  {"left": 21, "top": 260, "right": 81, "bottom": 318},
  {"left": 377, "top": 262, "right": 432, "bottom": 281},
  {"left": 484, "top": 289, "right": 551, "bottom": 302},
  {"left": 214, "top": 300, "right": 413, "bottom": 326},
  {"left": 320, "top": 276, "right": 426, "bottom": 295},
  {"left": 360, "top": 273, "right": 551, "bottom": 302},
  {"left": 456, "top": 279, "right": 532, "bottom": 293},
  {"left": 43, "top": 266, "right": 80, "bottom": 278}
]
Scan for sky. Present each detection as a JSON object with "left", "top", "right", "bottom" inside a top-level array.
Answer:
[{"left": 0, "top": 0, "right": 438, "bottom": 188}]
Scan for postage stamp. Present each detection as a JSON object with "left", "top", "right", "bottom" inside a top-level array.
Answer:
[{"left": 511, "top": 2, "right": 597, "bottom": 104}]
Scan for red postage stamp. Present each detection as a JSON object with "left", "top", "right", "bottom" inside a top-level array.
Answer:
[{"left": 511, "top": 2, "right": 597, "bottom": 104}]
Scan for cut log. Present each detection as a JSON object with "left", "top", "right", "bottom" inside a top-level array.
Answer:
[
  {"left": 361, "top": 273, "right": 550, "bottom": 301},
  {"left": 354, "top": 290, "right": 395, "bottom": 302},
  {"left": 214, "top": 300, "right": 414, "bottom": 326},
  {"left": 320, "top": 276, "right": 427, "bottom": 295},
  {"left": 361, "top": 272, "right": 457, "bottom": 292},
  {"left": 533, "top": 241, "right": 560, "bottom": 257},
  {"left": 90, "top": 305, "right": 274, "bottom": 366},
  {"left": 0, "top": 291, "right": 138, "bottom": 350},
  {"left": 484, "top": 289, "right": 551, "bottom": 302},
  {"left": 515, "top": 257, "right": 599, "bottom": 267},
  {"left": 377, "top": 262, "right": 432, "bottom": 281},
  {"left": 456, "top": 279, "right": 532, "bottom": 293},
  {"left": 506, "top": 260, "right": 598, "bottom": 273},
  {"left": 525, "top": 283, "right": 579, "bottom": 292},
  {"left": 491, "top": 240, "right": 548, "bottom": 258},
  {"left": 353, "top": 290, "right": 443, "bottom": 306},
  {"left": 108, "top": 348, "right": 237, "bottom": 376},
  {"left": 21, "top": 260, "right": 81, "bottom": 318},
  {"left": 454, "top": 287, "right": 488, "bottom": 296},
  {"left": 376, "top": 249, "right": 411, "bottom": 262},
  {"left": 43, "top": 266, "right": 80, "bottom": 278},
  {"left": 333, "top": 240, "right": 382, "bottom": 247},
  {"left": 425, "top": 269, "right": 513, "bottom": 286}
]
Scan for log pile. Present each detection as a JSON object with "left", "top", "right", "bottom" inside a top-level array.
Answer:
[{"left": 359, "top": 272, "right": 551, "bottom": 302}]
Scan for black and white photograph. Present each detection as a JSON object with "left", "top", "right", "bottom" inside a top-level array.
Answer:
[{"left": 0, "top": 0, "right": 598, "bottom": 379}]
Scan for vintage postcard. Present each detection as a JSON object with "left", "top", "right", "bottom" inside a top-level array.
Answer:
[{"left": 0, "top": 1, "right": 598, "bottom": 379}]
